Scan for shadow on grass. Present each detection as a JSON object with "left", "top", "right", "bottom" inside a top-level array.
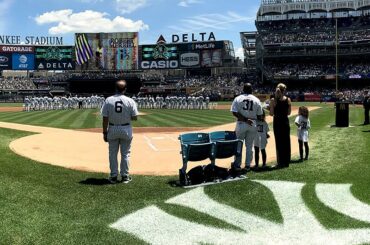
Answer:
[
  {"left": 363, "top": 130, "right": 370, "bottom": 133},
  {"left": 79, "top": 178, "right": 112, "bottom": 186}
]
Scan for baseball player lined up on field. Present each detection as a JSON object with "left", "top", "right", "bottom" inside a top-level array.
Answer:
[
  {"left": 231, "top": 83, "right": 264, "bottom": 171},
  {"left": 23, "top": 95, "right": 105, "bottom": 111},
  {"left": 133, "top": 95, "right": 211, "bottom": 110},
  {"left": 101, "top": 80, "right": 138, "bottom": 184}
]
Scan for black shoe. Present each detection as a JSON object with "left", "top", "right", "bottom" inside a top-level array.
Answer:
[
  {"left": 304, "top": 157, "right": 308, "bottom": 161},
  {"left": 121, "top": 175, "right": 132, "bottom": 184},
  {"left": 108, "top": 176, "right": 118, "bottom": 184}
]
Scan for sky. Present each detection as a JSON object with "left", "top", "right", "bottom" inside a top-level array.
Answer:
[{"left": 0, "top": 0, "right": 261, "bottom": 59}]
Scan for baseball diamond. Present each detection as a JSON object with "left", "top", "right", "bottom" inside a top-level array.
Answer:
[{"left": 1, "top": 0, "right": 370, "bottom": 244}]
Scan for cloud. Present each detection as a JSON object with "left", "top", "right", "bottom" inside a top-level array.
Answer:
[
  {"left": 168, "top": 11, "right": 254, "bottom": 33},
  {"left": 235, "top": 47, "right": 245, "bottom": 60},
  {"left": 178, "top": 0, "right": 202, "bottom": 7},
  {"left": 35, "top": 9, "right": 149, "bottom": 35},
  {"left": 116, "top": 0, "right": 147, "bottom": 14}
]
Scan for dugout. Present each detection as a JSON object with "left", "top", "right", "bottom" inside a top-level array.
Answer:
[{"left": 68, "top": 77, "right": 142, "bottom": 97}]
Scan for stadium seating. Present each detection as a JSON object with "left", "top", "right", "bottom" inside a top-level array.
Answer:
[
  {"left": 209, "top": 131, "right": 243, "bottom": 162},
  {"left": 178, "top": 131, "right": 243, "bottom": 186}
]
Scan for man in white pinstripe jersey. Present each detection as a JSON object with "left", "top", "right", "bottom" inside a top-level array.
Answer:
[{"left": 101, "top": 80, "right": 139, "bottom": 184}]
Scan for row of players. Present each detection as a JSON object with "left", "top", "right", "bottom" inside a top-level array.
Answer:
[
  {"left": 132, "top": 96, "right": 214, "bottom": 110},
  {"left": 23, "top": 96, "right": 105, "bottom": 111},
  {"left": 23, "top": 95, "right": 215, "bottom": 111}
]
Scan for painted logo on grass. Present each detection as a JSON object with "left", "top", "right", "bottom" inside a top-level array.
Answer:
[{"left": 111, "top": 181, "right": 370, "bottom": 244}]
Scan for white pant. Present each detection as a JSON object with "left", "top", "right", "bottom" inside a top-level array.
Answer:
[
  {"left": 234, "top": 121, "right": 257, "bottom": 168},
  {"left": 108, "top": 126, "right": 133, "bottom": 177}
]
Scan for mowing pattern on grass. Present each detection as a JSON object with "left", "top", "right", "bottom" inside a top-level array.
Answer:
[
  {"left": 0, "top": 109, "right": 235, "bottom": 129},
  {"left": 0, "top": 104, "right": 369, "bottom": 244}
]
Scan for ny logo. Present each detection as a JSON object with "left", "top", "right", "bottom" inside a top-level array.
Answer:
[{"left": 111, "top": 180, "right": 370, "bottom": 244}]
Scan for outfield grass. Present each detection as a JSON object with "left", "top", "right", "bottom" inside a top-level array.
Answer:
[
  {"left": 0, "top": 109, "right": 236, "bottom": 129},
  {"left": 0, "top": 104, "right": 369, "bottom": 244},
  {"left": 0, "top": 102, "right": 333, "bottom": 129},
  {"left": 0, "top": 103, "right": 23, "bottom": 107}
]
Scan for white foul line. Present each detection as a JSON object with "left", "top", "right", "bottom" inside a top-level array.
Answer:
[{"left": 143, "top": 135, "right": 159, "bottom": 152}]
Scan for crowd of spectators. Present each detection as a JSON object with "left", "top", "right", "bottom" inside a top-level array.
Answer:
[
  {"left": 257, "top": 15, "right": 370, "bottom": 33},
  {"left": 0, "top": 77, "right": 37, "bottom": 90},
  {"left": 264, "top": 63, "right": 370, "bottom": 79},
  {"left": 262, "top": 29, "right": 370, "bottom": 45}
]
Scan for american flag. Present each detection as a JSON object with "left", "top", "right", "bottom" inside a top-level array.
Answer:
[{"left": 75, "top": 34, "right": 93, "bottom": 65}]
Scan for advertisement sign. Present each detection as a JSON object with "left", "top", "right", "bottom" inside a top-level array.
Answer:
[
  {"left": 201, "top": 49, "right": 222, "bottom": 67},
  {"left": 75, "top": 32, "right": 138, "bottom": 70},
  {"left": 0, "top": 53, "right": 12, "bottom": 69},
  {"left": 140, "top": 35, "right": 179, "bottom": 69},
  {"left": 180, "top": 52, "right": 200, "bottom": 68},
  {"left": 12, "top": 53, "right": 35, "bottom": 70},
  {"left": 178, "top": 41, "right": 224, "bottom": 51},
  {"left": 35, "top": 46, "right": 75, "bottom": 70},
  {"left": 0, "top": 45, "right": 34, "bottom": 53}
]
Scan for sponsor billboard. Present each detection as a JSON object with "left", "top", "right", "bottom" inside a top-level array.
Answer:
[
  {"left": 75, "top": 32, "right": 138, "bottom": 70},
  {"left": 177, "top": 41, "right": 224, "bottom": 51},
  {"left": 0, "top": 45, "right": 34, "bottom": 53},
  {"left": 35, "top": 46, "right": 75, "bottom": 70},
  {"left": 0, "top": 53, "right": 12, "bottom": 69},
  {"left": 201, "top": 49, "right": 222, "bottom": 67},
  {"left": 179, "top": 52, "right": 200, "bottom": 68},
  {"left": 140, "top": 35, "right": 179, "bottom": 69},
  {"left": 12, "top": 53, "right": 35, "bottom": 70}
]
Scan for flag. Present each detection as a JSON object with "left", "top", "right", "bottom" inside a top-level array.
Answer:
[{"left": 75, "top": 34, "right": 93, "bottom": 65}]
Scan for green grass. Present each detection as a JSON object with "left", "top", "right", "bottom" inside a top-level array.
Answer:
[
  {"left": 0, "top": 109, "right": 236, "bottom": 129},
  {"left": 0, "top": 103, "right": 23, "bottom": 107},
  {"left": 0, "top": 102, "right": 336, "bottom": 129},
  {"left": 0, "top": 104, "right": 369, "bottom": 244}
]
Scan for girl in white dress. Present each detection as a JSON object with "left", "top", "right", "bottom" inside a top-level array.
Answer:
[{"left": 295, "top": 106, "right": 311, "bottom": 162}]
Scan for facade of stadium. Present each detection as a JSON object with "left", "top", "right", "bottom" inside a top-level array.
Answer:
[{"left": 243, "top": 0, "right": 370, "bottom": 88}]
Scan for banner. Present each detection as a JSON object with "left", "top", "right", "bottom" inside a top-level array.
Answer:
[
  {"left": 0, "top": 45, "right": 34, "bottom": 53},
  {"left": 75, "top": 32, "right": 139, "bottom": 70},
  {"left": 179, "top": 52, "right": 200, "bottom": 68},
  {"left": 201, "top": 49, "right": 222, "bottom": 67},
  {"left": 0, "top": 53, "right": 12, "bottom": 69},
  {"left": 177, "top": 41, "right": 224, "bottom": 51},
  {"left": 12, "top": 53, "right": 34, "bottom": 70},
  {"left": 35, "top": 46, "right": 75, "bottom": 70},
  {"left": 140, "top": 35, "right": 179, "bottom": 69}
]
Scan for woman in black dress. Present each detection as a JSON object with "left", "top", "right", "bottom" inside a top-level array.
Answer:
[{"left": 269, "top": 83, "right": 292, "bottom": 168}]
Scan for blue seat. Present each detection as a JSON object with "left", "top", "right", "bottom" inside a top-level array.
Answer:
[
  {"left": 209, "top": 131, "right": 243, "bottom": 162},
  {"left": 178, "top": 133, "right": 214, "bottom": 173}
]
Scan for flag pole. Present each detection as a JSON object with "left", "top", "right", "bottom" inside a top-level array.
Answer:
[{"left": 336, "top": 18, "right": 339, "bottom": 92}]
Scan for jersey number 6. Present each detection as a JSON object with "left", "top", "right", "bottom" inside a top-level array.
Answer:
[{"left": 115, "top": 101, "right": 123, "bottom": 113}]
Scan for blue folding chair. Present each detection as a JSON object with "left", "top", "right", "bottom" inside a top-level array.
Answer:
[
  {"left": 178, "top": 133, "right": 214, "bottom": 185},
  {"left": 209, "top": 131, "right": 243, "bottom": 165}
]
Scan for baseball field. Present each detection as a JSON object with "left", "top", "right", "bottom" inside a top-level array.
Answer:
[{"left": 0, "top": 102, "right": 369, "bottom": 244}]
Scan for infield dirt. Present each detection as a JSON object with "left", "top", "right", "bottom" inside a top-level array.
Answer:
[{"left": 0, "top": 107, "right": 318, "bottom": 176}]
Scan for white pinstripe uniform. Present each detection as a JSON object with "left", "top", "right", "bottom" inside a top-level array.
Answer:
[
  {"left": 101, "top": 94, "right": 138, "bottom": 178},
  {"left": 231, "top": 94, "right": 263, "bottom": 168}
]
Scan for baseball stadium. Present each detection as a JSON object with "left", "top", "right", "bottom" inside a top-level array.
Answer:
[{"left": 0, "top": 0, "right": 370, "bottom": 244}]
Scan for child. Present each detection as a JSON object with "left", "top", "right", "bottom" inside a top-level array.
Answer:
[
  {"left": 254, "top": 111, "right": 270, "bottom": 168},
  {"left": 295, "top": 106, "right": 311, "bottom": 161}
]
